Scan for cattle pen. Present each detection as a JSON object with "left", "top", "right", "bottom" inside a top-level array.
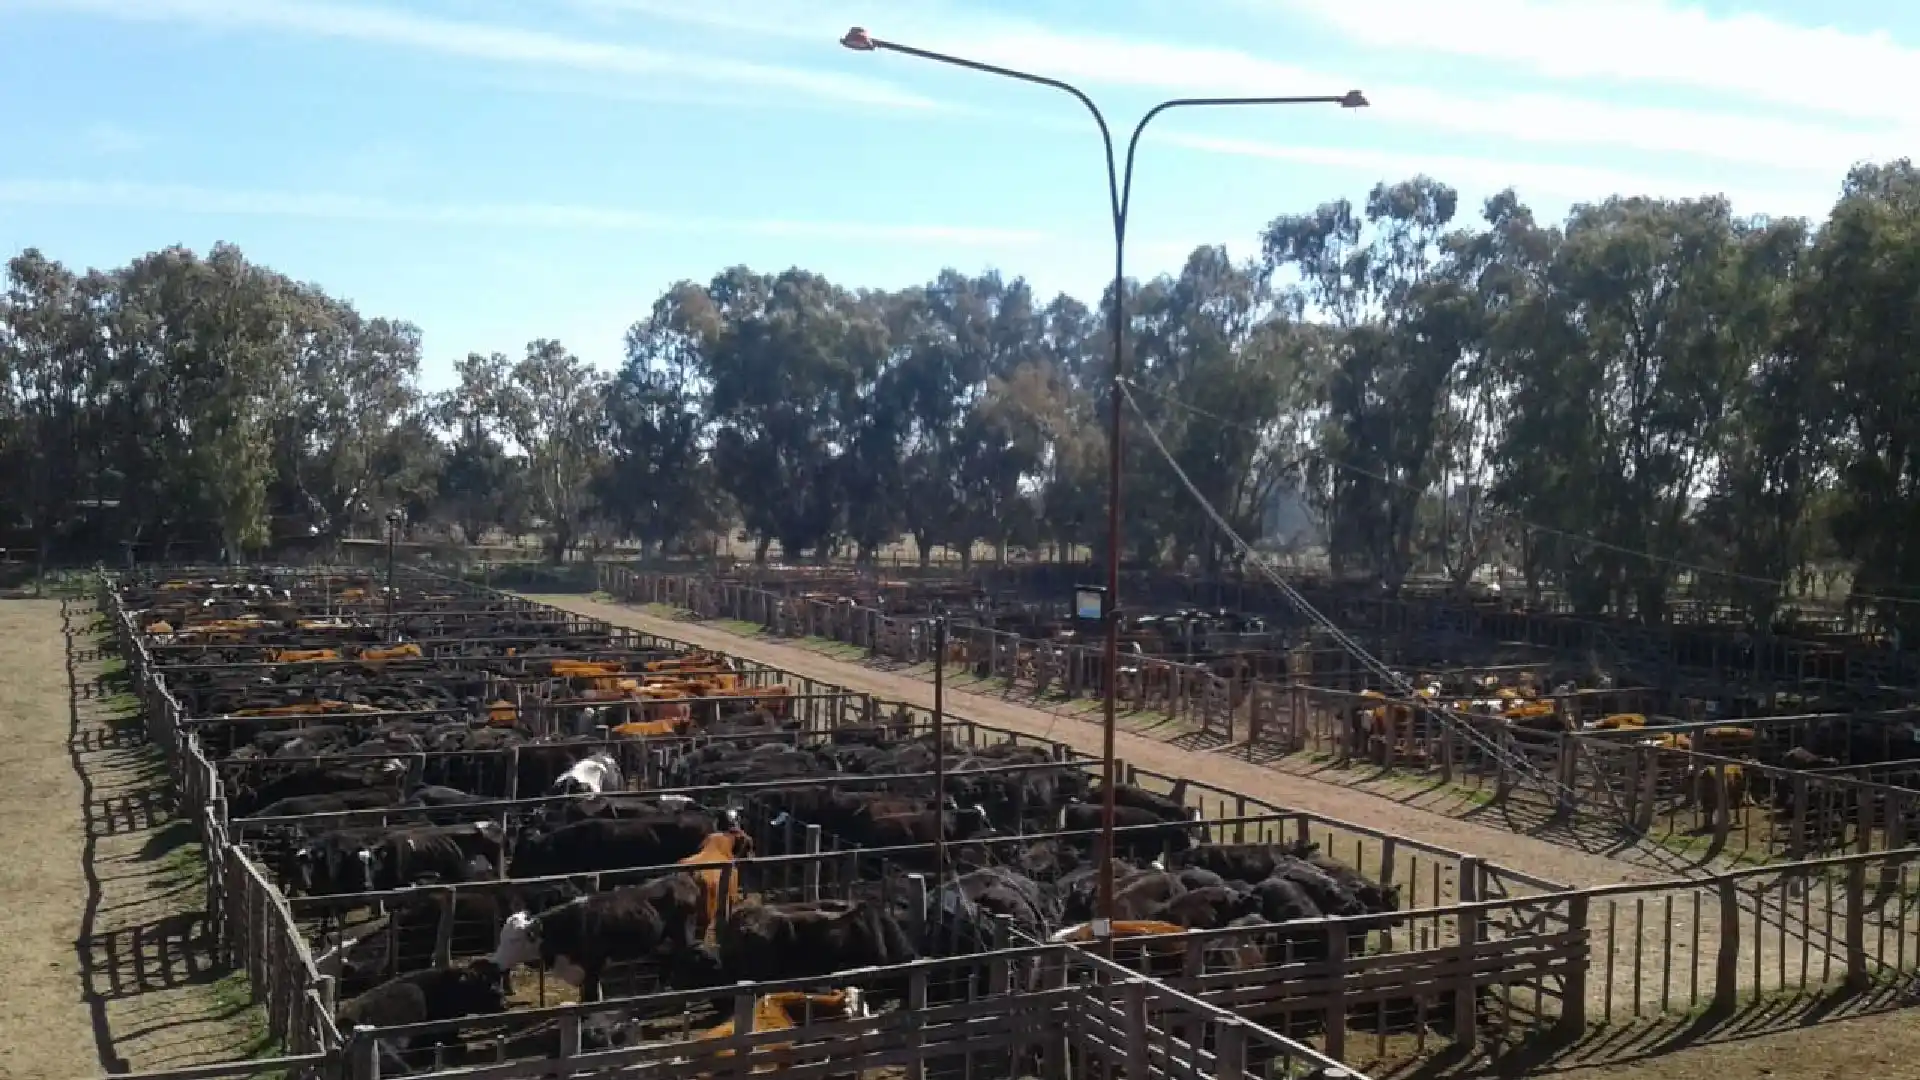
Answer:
[{"left": 76, "top": 566, "right": 1920, "bottom": 1080}]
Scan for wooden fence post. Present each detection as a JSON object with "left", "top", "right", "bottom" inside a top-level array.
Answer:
[
  {"left": 1558, "top": 894, "right": 1591, "bottom": 1039},
  {"left": 1213, "top": 1016, "right": 1246, "bottom": 1080},
  {"left": 1846, "top": 859, "right": 1869, "bottom": 990},
  {"left": 1714, "top": 878, "right": 1741, "bottom": 1012},
  {"left": 347, "top": 1025, "right": 380, "bottom": 1080},
  {"left": 1454, "top": 859, "right": 1481, "bottom": 1047}
]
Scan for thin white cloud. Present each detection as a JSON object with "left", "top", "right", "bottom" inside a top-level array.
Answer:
[
  {"left": 0, "top": 179, "right": 1052, "bottom": 246},
  {"left": 1267, "top": 0, "right": 1920, "bottom": 126},
  {"left": 5, "top": 0, "right": 937, "bottom": 111},
  {"left": 1163, "top": 133, "right": 1839, "bottom": 219},
  {"left": 80, "top": 121, "right": 153, "bottom": 155},
  {"left": 603, "top": 0, "right": 1912, "bottom": 179}
]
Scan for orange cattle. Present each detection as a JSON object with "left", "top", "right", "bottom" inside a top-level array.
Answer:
[
  {"left": 1048, "top": 919, "right": 1186, "bottom": 944},
  {"left": 612, "top": 717, "right": 683, "bottom": 738},
  {"left": 678, "top": 828, "right": 754, "bottom": 940},
  {"left": 487, "top": 700, "right": 519, "bottom": 727},
  {"left": 1690, "top": 764, "right": 1749, "bottom": 818},
  {"left": 270, "top": 648, "right": 341, "bottom": 663},
  {"left": 757, "top": 684, "right": 795, "bottom": 719},
  {"left": 547, "top": 659, "right": 626, "bottom": 678},
  {"left": 1641, "top": 732, "right": 1693, "bottom": 751},
  {"left": 1596, "top": 713, "right": 1647, "bottom": 730},
  {"left": 692, "top": 988, "right": 868, "bottom": 1070},
  {"left": 359, "top": 643, "right": 423, "bottom": 662}
]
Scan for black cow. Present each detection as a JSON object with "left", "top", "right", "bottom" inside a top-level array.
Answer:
[
  {"left": 1091, "top": 783, "right": 1198, "bottom": 823},
  {"left": 626, "top": 872, "right": 705, "bottom": 954},
  {"left": 1177, "top": 841, "right": 1313, "bottom": 884},
  {"left": 285, "top": 829, "right": 387, "bottom": 896},
  {"left": 235, "top": 758, "right": 407, "bottom": 817},
  {"left": 1061, "top": 804, "right": 1196, "bottom": 857},
  {"left": 1176, "top": 866, "right": 1228, "bottom": 892},
  {"left": 510, "top": 814, "right": 716, "bottom": 877},
  {"left": 314, "top": 893, "right": 507, "bottom": 997},
  {"left": 1303, "top": 850, "right": 1401, "bottom": 915},
  {"left": 335, "top": 962, "right": 507, "bottom": 1067},
  {"left": 1249, "top": 876, "right": 1321, "bottom": 922},
  {"left": 542, "top": 793, "right": 711, "bottom": 828},
  {"left": 718, "top": 901, "right": 918, "bottom": 983},
  {"left": 928, "top": 867, "right": 1052, "bottom": 955},
  {"left": 490, "top": 884, "right": 674, "bottom": 1001},
  {"left": 844, "top": 805, "right": 994, "bottom": 849},
  {"left": 251, "top": 788, "right": 398, "bottom": 819},
  {"left": 364, "top": 822, "right": 506, "bottom": 890},
  {"left": 1157, "top": 885, "right": 1259, "bottom": 929},
  {"left": 253, "top": 724, "right": 351, "bottom": 757}
]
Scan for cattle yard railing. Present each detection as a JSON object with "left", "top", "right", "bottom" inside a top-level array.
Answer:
[
  {"left": 314, "top": 846, "right": 1920, "bottom": 1079},
  {"left": 335, "top": 943, "right": 1367, "bottom": 1080},
  {"left": 91, "top": 569, "right": 1920, "bottom": 1080},
  {"left": 599, "top": 567, "right": 1920, "bottom": 878}
]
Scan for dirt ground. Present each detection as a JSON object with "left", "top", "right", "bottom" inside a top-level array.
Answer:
[
  {"left": 532, "top": 594, "right": 1920, "bottom": 1080},
  {"left": 0, "top": 599, "right": 99, "bottom": 1078},
  {"left": 0, "top": 597, "right": 258, "bottom": 1079},
  {"left": 1543, "top": 1006, "right": 1920, "bottom": 1080}
]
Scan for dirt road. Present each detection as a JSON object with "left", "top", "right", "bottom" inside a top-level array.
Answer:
[
  {"left": 532, "top": 595, "right": 1676, "bottom": 891},
  {"left": 0, "top": 599, "right": 98, "bottom": 1079},
  {"left": 0, "top": 597, "right": 258, "bottom": 1079}
]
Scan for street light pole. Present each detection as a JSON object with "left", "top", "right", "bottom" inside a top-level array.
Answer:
[
  {"left": 932, "top": 612, "right": 949, "bottom": 890},
  {"left": 841, "top": 27, "right": 1365, "bottom": 940},
  {"left": 385, "top": 509, "right": 402, "bottom": 644}
]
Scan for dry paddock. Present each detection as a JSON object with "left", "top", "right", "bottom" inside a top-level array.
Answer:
[
  {"left": 0, "top": 594, "right": 265, "bottom": 1080},
  {"left": 536, "top": 591, "right": 1920, "bottom": 1077}
]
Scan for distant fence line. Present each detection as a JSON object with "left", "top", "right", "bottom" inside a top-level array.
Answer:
[{"left": 600, "top": 568, "right": 1920, "bottom": 870}]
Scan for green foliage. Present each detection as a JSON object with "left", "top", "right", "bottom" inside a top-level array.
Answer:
[{"left": 10, "top": 160, "right": 1920, "bottom": 635}]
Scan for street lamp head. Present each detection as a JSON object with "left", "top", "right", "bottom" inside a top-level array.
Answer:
[
  {"left": 840, "top": 26, "right": 876, "bottom": 51},
  {"left": 385, "top": 509, "right": 402, "bottom": 526},
  {"left": 1340, "top": 90, "right": 1370, "bottom": 109}
]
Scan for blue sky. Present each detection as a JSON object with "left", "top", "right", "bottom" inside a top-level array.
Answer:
[{"left": 2, "top": 0, "right": 1915, "bottom": 388}]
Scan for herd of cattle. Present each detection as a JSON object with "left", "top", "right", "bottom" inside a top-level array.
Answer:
[
  {"left": 127, "top": 576, "right": 1411, "bottom": 1070},
  {"left": 1349, "top": 666, "right": 1920, "bottom": 851}
]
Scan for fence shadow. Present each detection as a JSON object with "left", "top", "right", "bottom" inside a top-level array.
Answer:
[
  {"left": 65, "top": 599, "right": 256, "bottom": 1075},
  {"left": 1374, "top": 980, "right": 1913, "bottom": 1078}
]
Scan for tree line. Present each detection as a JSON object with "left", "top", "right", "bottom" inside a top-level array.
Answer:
[{"left": 5, "top": 161, "right": 1920, "bottom": 636}]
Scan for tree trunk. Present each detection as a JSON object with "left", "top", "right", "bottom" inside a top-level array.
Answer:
[
  {"left": 547, "top": 522, "right": 574, "bottom": 565},
  {"left": 753, "top": 536, "right": 772, "bottom": 564},
  {"left": 914, "top": 531, "right": 932, "bottom": 570}
]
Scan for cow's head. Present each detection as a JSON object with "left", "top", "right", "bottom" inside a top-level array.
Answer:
[
  {"left": 954, "top": 803, "right": 994, "bottom": 838},
  {"left": 768, "top": 811, "right": 792, "bottom": 828},
  {"left": 724, "top": 828, "right": 755, "bottom": 859},
  {"left": 490, "top": 911, "right": 542, "bottom": 971},
  {"left": 290, "top": 842, "right": 322, "bottom": 894},
  {"left": 353, "top": 846, "right": 376, "bottom": 893},
  {"left": 722, "top": 805, "right": 743, "bottom": 829}
]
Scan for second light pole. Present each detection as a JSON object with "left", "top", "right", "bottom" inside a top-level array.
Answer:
[
  {"left": 384, "top": 508, "right": 403, "bottom": 644},
  {"left": 842, "top": 27, "right": 1366, "bottom": 939}
]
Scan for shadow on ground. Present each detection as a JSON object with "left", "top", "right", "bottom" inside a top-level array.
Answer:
[
  {"left": 64, "top": 600, "right": 264, "bottom": 1074},
  {"left": 1369, "top": 984, "right": 1913, "bottom": 1078}
]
